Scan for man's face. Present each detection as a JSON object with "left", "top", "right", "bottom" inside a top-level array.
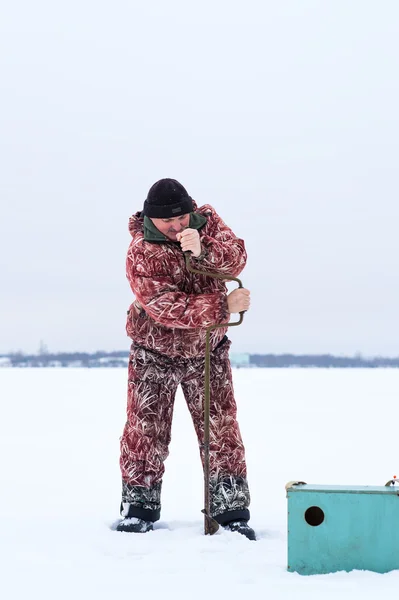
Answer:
[{"left": 150, "top": 214, "right": 190, "bottom": 241}]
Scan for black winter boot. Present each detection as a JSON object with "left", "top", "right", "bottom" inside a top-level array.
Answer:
[
  {"left": 224, "top": 520, "right": 256, "bottom": 541},
  {"left": 116, "top": 517, "right": 153, "bottom": 533}
]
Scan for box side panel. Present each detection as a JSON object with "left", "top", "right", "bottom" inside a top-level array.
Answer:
[{"left": 288, "top": 491, "right": 399, "bottom": 575}]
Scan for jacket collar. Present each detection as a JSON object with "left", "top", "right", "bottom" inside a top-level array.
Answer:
[{"left": 143, "top": 212, "right": 207, "bottom": 243}]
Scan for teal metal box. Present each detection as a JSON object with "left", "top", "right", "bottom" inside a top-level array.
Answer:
[{"left": 287, "top": 483, "right": 399, "bottom": 575}]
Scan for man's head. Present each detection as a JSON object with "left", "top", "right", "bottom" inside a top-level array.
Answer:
[{"left": 143, "top": 178, "right": 192, "bottom": 240}]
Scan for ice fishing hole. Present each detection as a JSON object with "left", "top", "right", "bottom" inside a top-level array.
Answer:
[{"left": 305, "top": 506, "right": 324, "bottom": 526}]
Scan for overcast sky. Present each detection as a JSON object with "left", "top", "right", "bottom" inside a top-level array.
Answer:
[{"left": 1, "top": 0, "right": 398, "bottom": 356}]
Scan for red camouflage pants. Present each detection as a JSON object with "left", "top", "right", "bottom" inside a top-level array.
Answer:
[{"left": 119, "top": 337, "right": 251, "bottom": 523}]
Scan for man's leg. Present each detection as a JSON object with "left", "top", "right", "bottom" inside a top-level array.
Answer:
[
  {"left": 181, "top": 339, "right": 251, "bottom": 525},
  {"left": 119, "top": 345, "right": 178, "bottom": 523}
]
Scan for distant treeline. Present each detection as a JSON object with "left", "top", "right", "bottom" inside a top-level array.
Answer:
[
  {"left": 249, "top": 354, "right": 399, "bottom": 368},
  {"left": 1, "top": 351, "right": 399, "bottom": 368},
  {"left": 0, "top": 351, "right": 129, "bottom": 368}
]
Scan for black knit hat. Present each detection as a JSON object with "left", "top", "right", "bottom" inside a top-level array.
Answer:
[{"left": 142, "top": 178, "right": 193, "bottom": 218}]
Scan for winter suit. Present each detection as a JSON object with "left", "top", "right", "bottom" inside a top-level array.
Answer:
[{"left": 120, "top": 202, "right": 251, "bottom": 524}]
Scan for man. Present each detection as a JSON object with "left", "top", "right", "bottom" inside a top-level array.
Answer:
[{"left": 117, "top": 178, "right": 255, "bottom": 540}]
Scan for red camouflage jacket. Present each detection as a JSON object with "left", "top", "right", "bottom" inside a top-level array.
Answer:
[{"left": 125, "top": 203, "right": 247, "bottom": 358}]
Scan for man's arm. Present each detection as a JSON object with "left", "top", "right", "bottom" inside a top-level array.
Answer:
[
  {"left": 192, "top": 205, "right": 247, "bottom": 277},
  {"left": 127, "top": 253, "right": 229, "bottom": 329}
]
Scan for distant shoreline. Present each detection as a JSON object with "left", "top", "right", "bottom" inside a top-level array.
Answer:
[{"left": 1, "top": 351, "right": 398, "bottom": 368}]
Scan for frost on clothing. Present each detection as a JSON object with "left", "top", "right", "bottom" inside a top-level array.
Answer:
[
  {"left": 125, "top": 203, "right": 247, "bottom": 359},
  {"left": 120, "top": 340, "right": 250, "bottom": 523}
]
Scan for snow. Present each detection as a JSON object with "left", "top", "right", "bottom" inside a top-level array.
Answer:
[{"left": 1, "top": 368, "right": 399, "bottom": 598}]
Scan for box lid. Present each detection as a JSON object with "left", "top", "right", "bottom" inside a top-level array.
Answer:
[{"left": 286, "top": 483, "right": 399, "bottom": 495}]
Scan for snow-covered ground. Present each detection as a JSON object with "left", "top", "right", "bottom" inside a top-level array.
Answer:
[{"left": 1, "top": 368, "right": 398, "bottom": 598}]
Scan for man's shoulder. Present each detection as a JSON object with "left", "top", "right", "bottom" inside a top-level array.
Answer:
[
  {"left": 197, "top": 203, "right": 216, "bottom": 214},
  {"left": 127, "top": 240, "right": 174, "bottom": 279},
  {"left": 127, "top": 232, "right": 176, "bottom": 273},
  {"left": 127, "top": 235, "right": 165, "bottom": 258},
  {"left": 127, "top": 231, "right": 145, "bottom": 253},
  {"left": 196, "top": 204, "right": 220, "bottom": 219}
]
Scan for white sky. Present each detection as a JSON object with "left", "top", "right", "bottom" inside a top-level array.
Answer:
[{"left": 1, "top": 0, "right": 398, "bottom": 356}]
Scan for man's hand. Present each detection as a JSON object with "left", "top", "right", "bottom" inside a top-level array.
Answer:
[
  {"left": 227, "top": 288, "right": 251, "bottom": 313},
  {"left": 176, "top": 228, "right": 202, "bottom": 258}
]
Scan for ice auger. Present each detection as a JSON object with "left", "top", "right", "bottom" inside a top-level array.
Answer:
[{"left": 184, "top": 252, "right": 245, "bottom": 535}]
